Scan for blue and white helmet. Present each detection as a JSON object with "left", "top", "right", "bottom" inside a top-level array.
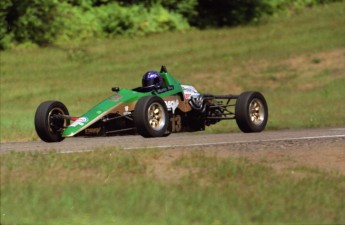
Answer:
[{"left": 142, "top": 71, "right": 164, "bottom": 90}]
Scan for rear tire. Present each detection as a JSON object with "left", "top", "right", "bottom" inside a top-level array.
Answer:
[
  {"left": 35, "top": 101, "right": 69, "bottom": 142},
  {"left": 235, "top": 92, "right": 268, "bottom": 133},
  {"left": 134, "top": 96, "right": 169, "bottom": 137}
]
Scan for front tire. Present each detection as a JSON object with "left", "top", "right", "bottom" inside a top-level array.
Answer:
[
  {"left": 235, "top": 92, "right": 268, "bottom": 133},
  {"left": 35, "top": 101, "right": 69, "bottom": 142},
  {"left": 134, "top": 96, "right": 169, "bottom": 138}
]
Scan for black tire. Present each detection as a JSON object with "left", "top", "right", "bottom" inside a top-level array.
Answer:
[
  {"left": 133, "top": 96, "right": 169, "bottom": 138},
  {"left": 235, "top": 92, "right": 268, "bottom": 133},
  {"left": 34, "top": 101, "right": 69, "bottom": 142},
  {"left": 163, "top": 122, "right": 172, "bottom": 137}
]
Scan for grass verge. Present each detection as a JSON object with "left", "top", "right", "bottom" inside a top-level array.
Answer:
[
  {"left": 1, "top": 2, "right": 345, "bottom": 142},
  {"left": 1, "top": 148, "right": 344, "bottom": 225}
]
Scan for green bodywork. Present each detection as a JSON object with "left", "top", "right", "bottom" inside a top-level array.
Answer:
[{"left": 62, "top": 72, "right": 183, "bottom": 137}]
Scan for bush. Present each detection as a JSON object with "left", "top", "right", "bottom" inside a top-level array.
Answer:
[
  {"left": 6, "top": 0, "right": 62, "bottom": 46},
  {"left": 191, "top": 0, "right": 273, "bottom": 27},
  {"left": 95, "top": 3, "right": 189, "bottom": 37},
  {"left": 0, "top": 0, "right": 13, "bottom": 49},
  {"left": 0, "top": 0, "right": 341, "bottom": 49},
  {"left": 0, "top": 1, "right": 190, "bottom": 48},
  {"left": 143, "top": 0, "right": 199, "bottom": 23},
  {"left": 56, "top": 2, "right": 103, "bottom": 43},
  {"left": 263, "top": 0, "right": 343, "bottom": 14}
]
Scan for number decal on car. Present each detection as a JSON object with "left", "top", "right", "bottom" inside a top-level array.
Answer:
[{"left": 170, "top": 115, "right": 182, "bottom": 132}]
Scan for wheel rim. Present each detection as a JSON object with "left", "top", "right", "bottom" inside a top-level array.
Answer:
[
  {"left": 147, "top": 103, "right": 166, "bottom": 131},
  {"left": 48, "top": 107, "right": 66, "bottom": 133},
  {"left": 249, "top": 98, "right": 265, "bottom": 125}
]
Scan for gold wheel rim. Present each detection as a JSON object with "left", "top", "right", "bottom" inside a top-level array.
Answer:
[
  {"left": 249, "top": 98, "right": 265, "bottom": 125},
  {"left": 147, "top": 103, "right": 165, "bottom": 131}
]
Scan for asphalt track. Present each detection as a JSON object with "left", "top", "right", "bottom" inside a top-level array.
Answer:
[{"left": 1, "top": 128, "right": 344, "bottom": 154}]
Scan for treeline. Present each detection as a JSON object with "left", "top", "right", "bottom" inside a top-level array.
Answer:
[{"left": 0, "top": 0, "right": 340, "bottom": 49}]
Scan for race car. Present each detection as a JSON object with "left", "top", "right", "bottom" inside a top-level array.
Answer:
[{"left": 34, "top": 66, "right": 268, "bottom": 142}]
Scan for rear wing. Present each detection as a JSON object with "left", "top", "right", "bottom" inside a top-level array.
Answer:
[{"left": 159, "top": 65, "right": 181, "bottom": 86}]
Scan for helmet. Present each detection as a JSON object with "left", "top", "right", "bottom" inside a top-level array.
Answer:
[{"left": 142, "top": 71, "right": 164, "bottom": 90}]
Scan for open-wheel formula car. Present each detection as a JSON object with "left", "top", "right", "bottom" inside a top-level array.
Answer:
[{"left": 35, "top": 66, "right": 268, "bottom": 142}]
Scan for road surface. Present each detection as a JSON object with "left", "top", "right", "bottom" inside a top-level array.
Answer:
[{"left": 1, "top": 128, "right": 344, "bottom": 154}]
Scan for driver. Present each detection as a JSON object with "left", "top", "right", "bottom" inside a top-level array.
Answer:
[{"left": 142, "top": 71, "right": 164, "bottom": 90}]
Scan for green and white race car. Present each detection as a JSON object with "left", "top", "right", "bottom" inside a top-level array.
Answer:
[{"left": 35, "top": 66, "right": 268, "bottom": 142}]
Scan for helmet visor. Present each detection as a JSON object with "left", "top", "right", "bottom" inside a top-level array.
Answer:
[{"left": 142, "top": 77, "right": 156, "bottom": 87}]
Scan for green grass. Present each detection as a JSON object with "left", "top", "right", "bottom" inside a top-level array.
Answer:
[
  {"left": 1, "top": 5, "right": 344, "bottom": 224},
  {"left": 1, "top": 2, "right": 345, "bottom": 142},
  {"left": 1, "top": 149, "right": 344, "bottom": 225}
]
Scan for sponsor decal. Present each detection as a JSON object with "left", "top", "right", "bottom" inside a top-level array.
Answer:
[
  {"left": 109, "top": 94, "right": 122, "bottom": 101},
  {"left": 184, "top": 93, "right": 191, "bottom": 99},
  {"left": 181, "top": 85, "right": 200, "bottom": 100},
  {"left": 85, "top": 127, "right": 102, "bottom": 135},
  {"left": 70, "top": 117, "right": 89, "bottom": 127},
  {"left": 165, "top": 99, "right": 179, "bottom": 113},
  {"left": 156, "top": 85, "right": 174, "bottom": 94},
  {"left": 181, "top": 85, "right": 198, "bottom": 93}
]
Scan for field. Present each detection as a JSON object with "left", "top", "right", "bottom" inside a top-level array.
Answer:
[
  {"left": 1, "top": 2, "right": 344, "bottom": 142},
  {"left": 1, "top": 2, "right": 345, "bottom": 225},
  {"left": 1, "top": 140, "right": 345, "bottom": 225}
]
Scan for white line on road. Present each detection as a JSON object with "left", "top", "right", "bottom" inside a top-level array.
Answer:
[
  {"left": 122, "top": 134, "right": 345, "bottom": 150},
  {"left": 2, "top": 131, "right": 343, "bottom": 154}
]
